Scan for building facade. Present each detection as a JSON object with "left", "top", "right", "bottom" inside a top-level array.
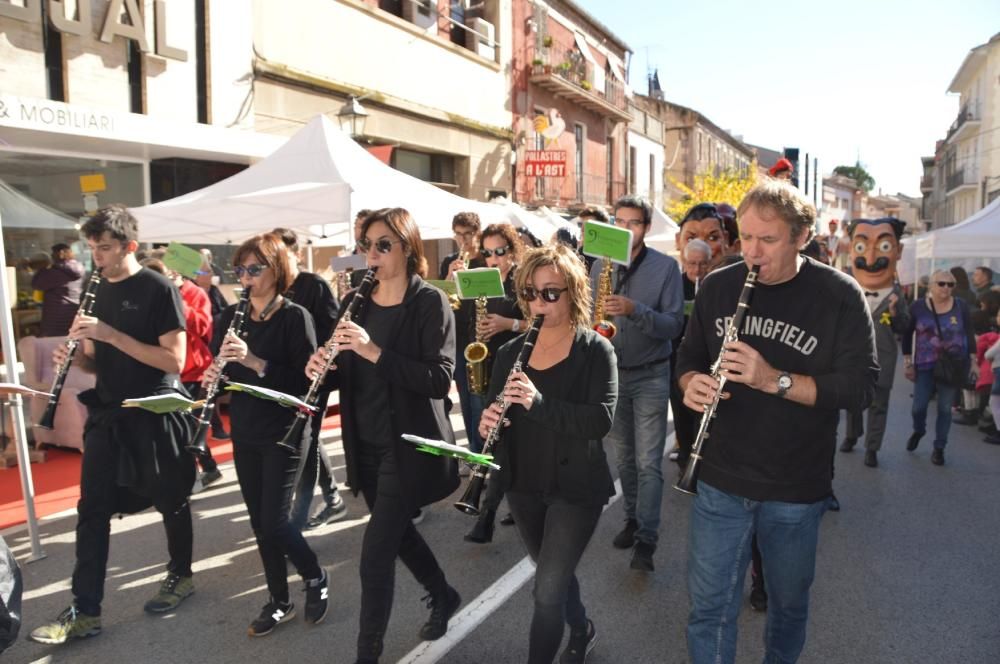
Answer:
[
  {"left": 626, "top": 99, "right": 664, "bottom": 209},
  {"left": 510, "top": 0, "right": 631, "bottom": 212},
  {"left": 938, "top": 31, "right": 1000, "bottom": 226}
]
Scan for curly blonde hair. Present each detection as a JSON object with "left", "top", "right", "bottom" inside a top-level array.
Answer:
[{"left": 514, "top": 244, "right": 592, "bottom": 328}]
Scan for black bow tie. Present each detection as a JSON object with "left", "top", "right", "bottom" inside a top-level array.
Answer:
[{"left": 864, "top": 291, "right": 881, "bottom": 298}]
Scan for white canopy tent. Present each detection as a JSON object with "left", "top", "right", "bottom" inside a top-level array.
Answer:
[
  {"left": 645, "top": 207, "right": 680, "bottom": 255},
  {"left": 899, "top": 196, "right": 1000, "bottom": 288},
  {"left": 0, "top": 179, "right": 77, "bottom": 230},
  {"left": 133, "top": 115, "right": 562, "bottom": 247}
]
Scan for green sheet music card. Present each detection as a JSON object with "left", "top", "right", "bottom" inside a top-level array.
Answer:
[
  {"left": 163, "top": 242, "right": 206, "bottom": 279},
  {"left": 582, "top": 220, "right": 633, "bottom": 266},
  {"left": 427, "top": 279, "right": 457, "bottom": 296},
  {"left": 455, "top": 268, "right": 504, "bottom": 299}
]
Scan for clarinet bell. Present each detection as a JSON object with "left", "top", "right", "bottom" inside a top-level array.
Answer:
[
  {"left": 36, "top": 397, "right": 58, "bottom": 430},
  {"left": 186, "top": 419, "right": 211, "bottom": 455}
]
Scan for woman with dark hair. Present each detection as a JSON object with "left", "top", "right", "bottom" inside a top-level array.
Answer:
[
  {"left": 201, "top": 232, "right": 327, "bottom": 636},
  {"left": 951, "top": 266, "right": 978, "bottom": 307},
  {"left": 479, "top": 243, "right": 617, "bottom": 664},
  {"left": 464, "top": 223, "right": 526, "bottom": 543},
  {"left": 305, "top": 208, "right": 459, "bottom": 664}
]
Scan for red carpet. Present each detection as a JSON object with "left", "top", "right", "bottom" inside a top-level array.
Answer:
[{"left": 0, "top": 410, "right": 342, "bottom": 530}]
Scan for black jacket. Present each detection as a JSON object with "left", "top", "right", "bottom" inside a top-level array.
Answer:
[
  {"left": 490, "top": 328, "right": 618, "bottom": 506},
  {"left": 327, "top": 274, "right": 459, "bottom": 508}
]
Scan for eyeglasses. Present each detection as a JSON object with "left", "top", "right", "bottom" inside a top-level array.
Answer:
[
  {"left": 234, "top": 264, "right": 268, "bottom": 278},
  {"left": 480, "top": 245, "right": 511, "bottom": 258},
  {"left": 935, "top": 281, "right": 956, "bottom": 288},
  {"left": 454, "top": 231, "right": 476, "bottom": 240},
  {"left": 521, "top": 286, "right": 568, "bottom": 303},
  {"left": 358, "top": 237, "right": 402, "bottom": 254},
  {"left": 613, "top": 218, "right": 647, "bottom": 229}
]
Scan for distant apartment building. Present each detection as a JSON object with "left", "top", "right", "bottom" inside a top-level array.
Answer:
[
  {"left": 511, "top": 0, "right": 631, "bottom": 211},
  {"left": 626, "top": 100, "right": 665, "bottom": 209}
]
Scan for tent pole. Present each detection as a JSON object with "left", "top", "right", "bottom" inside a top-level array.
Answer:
[
  {"left": 0, "top": 213, "right": 46, "bottom": 562},
  {"left": 306, "top": 244, "right": 314, "bottom": 273}
]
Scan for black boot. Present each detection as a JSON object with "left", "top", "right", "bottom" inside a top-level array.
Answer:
[
  {"left": 464, "top": 509, "right": 496, "bottom": 544},
  {"left": 419, "top": 583, "right": 461, "bottom": 640}
]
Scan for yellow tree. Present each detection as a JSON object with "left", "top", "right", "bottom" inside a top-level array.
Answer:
[{"left": 666, "top": 164, "right": 758, "bottom": 222}]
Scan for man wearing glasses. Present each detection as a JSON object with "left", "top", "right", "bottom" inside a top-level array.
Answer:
[
  {"left": 439, "top": 212, "right": 486, "bottom": 459},
  {"left": 593, "top": 195, "right": 684, "bottom": 571}
]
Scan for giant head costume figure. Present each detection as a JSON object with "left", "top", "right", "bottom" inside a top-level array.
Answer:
[{"left": 848, "top": 216, "right": 906, "bottom": 291}]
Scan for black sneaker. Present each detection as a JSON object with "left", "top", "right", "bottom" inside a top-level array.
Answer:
[
  {"left": 906, "top": 432, "right": 922, "bottom": 451},
  {"left": 560, "top": 619, "right": 597, "bottom": 663},
  {"left": 629, "top": 541, "right": 655, "bottom": 572},
  {"left": 200, "top": 468, "right": 223, "bottom": 488},
  {"left": 248, "top": 599, "right": 295, "bottom": 637},
  {"left": 499, "top": 512, "right": 516, "bottom": 526},
  {"left": 839, "top": 437, "right": 857, "bottom": 452},
  {"left": 612, "top": 519, "right": 638, "bottom": 549},
  {"left": 305, "top": 493, "right": 347, "bottom": 530},
  {"left": 304, "top": 570, "right": 329, "bottom": 625},
  {"left": 931, "top": 448, "right": 945, "bottom": 466},
  {"left": 864, "top": 450, "right": 879, "bottom": 467},
  {"left": 419, "top": 585, "right": 461, "bottom": 640}
]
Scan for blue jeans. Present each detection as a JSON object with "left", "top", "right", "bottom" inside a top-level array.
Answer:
[
  {"left": 911, "top": 368, "right": 957, "bottom": 450},
  {"left": 687, "top": 482, "right": 826, "bottom": 664},
  {"left": 455, "top": 352, "right": 485, "bottom": 454},
  {"left": 607, "top": 364, "right": 670, "bottom": 545}
]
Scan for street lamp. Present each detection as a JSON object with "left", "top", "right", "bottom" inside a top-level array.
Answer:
[{"left": 337, "top": 96, "right": 369, "bottom": 139}]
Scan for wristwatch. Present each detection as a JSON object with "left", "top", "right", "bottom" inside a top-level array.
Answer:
[
  {"left": 511, "top": 319, "right": 520, "bottom": 333},
  {"left": 776, "top": 372, "right": 793, "bottom": 398}
]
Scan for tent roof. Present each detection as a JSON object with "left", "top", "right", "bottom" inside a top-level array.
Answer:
[
  {"left": 0, "top": 179, "right": 77, "bottom": 230},
  {"left": 915, "top": 196, "right": 1000, "bottom": 259},
  {"left": 133, "top": 115, "right": 563, "bottom": 246}
]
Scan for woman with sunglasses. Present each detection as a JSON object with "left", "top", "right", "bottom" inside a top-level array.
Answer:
[
  {"left": 901, "top": 269, "right": 978, "bottom": 465},
  {"left": 479, "top": 244, "right": 617, "bottom": 663},
  {"left": 202, "top": 233, "right": 327, "bottom": 636},
  {"left": 305, "top": 208, "right": 460, "bottom": 664},
  {"left": 465, "top": 224, "right": 526, "bottom": 543}
]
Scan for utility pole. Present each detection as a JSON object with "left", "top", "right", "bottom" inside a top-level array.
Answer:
[
  {"left": 814, "top": 157, "right": 819, "bottom": 208},
  {"left": 804, "top": 152, "right": 810, "bottom": 196}
]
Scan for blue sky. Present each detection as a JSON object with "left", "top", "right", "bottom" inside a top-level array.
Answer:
[{"left": 575, "top": 0, "right": 1000, "bottom": 198}]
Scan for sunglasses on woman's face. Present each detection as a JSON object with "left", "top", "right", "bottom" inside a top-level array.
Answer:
[
  {"left": 521, "top": 286, "right": 568, "bottom": 303},
  {"left": 358, "top": 237, "right": 402, "bottom": 254},
  {"left": 234, "top": 264, "right": 268, "bottom": 278},
  {"left": 480, "top": 245, "right": 511, "bottom": 258},
  {"left": 935, "top": 281, "right": 956, "bottom": 288}
]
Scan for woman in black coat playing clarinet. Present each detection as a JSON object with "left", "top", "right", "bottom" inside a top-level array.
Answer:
[
  {"left": 305, "top": 208, "right": 460, "bottom": 664},
  {"left": 479, "top": 244, "right": 618, "bottom": 664},
  {"left": 202, "top": 232, "right": 327, "bottom": 637}
]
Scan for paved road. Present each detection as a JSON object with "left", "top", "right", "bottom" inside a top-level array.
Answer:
[{"left": 4, "top": 369, "right": 1000, "bottom": 663}]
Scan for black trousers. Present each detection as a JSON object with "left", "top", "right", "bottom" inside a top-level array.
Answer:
[
  {"left": 290, "top": 392, "right": 337, "bottom": 529},
  {"left": 72, "top": 422, "right": 193, "bottom": 615},
  {"left": 506, "top": 491, "right": 602, "bottom": 664},
  {"left": 356, "top": 442, "right": 447, "bottom": 652},
  {"left": 233, "top": 442, "right": 322, "bottom": 603}
]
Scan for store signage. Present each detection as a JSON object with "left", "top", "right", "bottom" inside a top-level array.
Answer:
[
  {"left": 0, "top": 95, "right": 116, "bottom": 134},
  {"left": 524, "top": 150, "right": 567, "bottom": 177},
  {"left": 0, "top": 0, "right": 188, "bottom": 62}
]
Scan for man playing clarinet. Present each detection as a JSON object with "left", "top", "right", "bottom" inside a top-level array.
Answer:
[
  {"left": 676, "top": 180, "right": 878, "bottom": 664},
  {"left": 30, "top": 204, "right": 196, "bottom": 644}
]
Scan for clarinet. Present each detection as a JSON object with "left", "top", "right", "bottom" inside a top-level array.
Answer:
[
  {"left": 675, "top": 264, "right": 760, "bottom": 495},
  {"left": 185, "top": 286, "right": 252, "bottom": 455},
  {"left": 276, "top": 267, "right": 378, "bottom": 453},
  {"left": 36, "top": 268, "right": 102, "bottom": 430},
  {"left": 455, "top": 314, "right": 544, "bottom": 516}
]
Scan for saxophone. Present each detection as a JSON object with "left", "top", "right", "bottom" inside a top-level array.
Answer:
[
  {"left": 464, "top": 296, "right": 490, "bottom": 395},
  {"left": 592, "top": 259, "right": 616, "bottom": 339}
]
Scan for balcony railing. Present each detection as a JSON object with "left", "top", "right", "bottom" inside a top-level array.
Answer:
[
  {"left": 946, "top": 103, "right": 981, "bottom": 143},
  {"left": 945, "top": 168, "right": 978, "bottom": 193},
  {"left": 519, "top": 171, "right": 625, "bottom": 208},
  {"left": 528, "top": 38, "right": 631, "bottom": 122}
]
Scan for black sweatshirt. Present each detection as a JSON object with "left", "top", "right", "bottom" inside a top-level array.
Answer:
[
  {"left": 676, "top": 258, "right": 878, "bottom": 503},
  {"left": 214, "top": 299, "right": 317, "bottom": 446}
]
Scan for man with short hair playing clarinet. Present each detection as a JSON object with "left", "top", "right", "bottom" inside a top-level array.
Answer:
[{"left": 30, "top": 204, "right": 197, "bottom": 645}]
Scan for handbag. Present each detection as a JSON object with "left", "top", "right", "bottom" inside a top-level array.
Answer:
[{"left": 928, "top": 299, "right": 968, "bottom": 387}]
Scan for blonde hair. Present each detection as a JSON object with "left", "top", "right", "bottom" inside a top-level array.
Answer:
[
  {"left": 737, "top": 178, "right": 816, "bottom": 243},
  {"left": 514, "top": 244, "right": 592, "bottom": 328}
]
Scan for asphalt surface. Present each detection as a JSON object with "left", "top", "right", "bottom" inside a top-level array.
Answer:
[{"left": 4, "top": 366, "right": 1000, "bottom": 664}]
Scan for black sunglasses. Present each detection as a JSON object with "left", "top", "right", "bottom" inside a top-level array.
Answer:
[
  {"left": 521, "top": 286, "right": 568, "bottom": 303},
  {"left": 358, "top": 237, "right": 402, "bottom": 254},
  {"left": 935, "top": 281, "right": 956, "bottom": 288},
  {"left": 481, "top": 245, "right": 511, "bottom": 258},
  {"left": 234, "top": 264, "right": 268, "bottom": 278}
]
